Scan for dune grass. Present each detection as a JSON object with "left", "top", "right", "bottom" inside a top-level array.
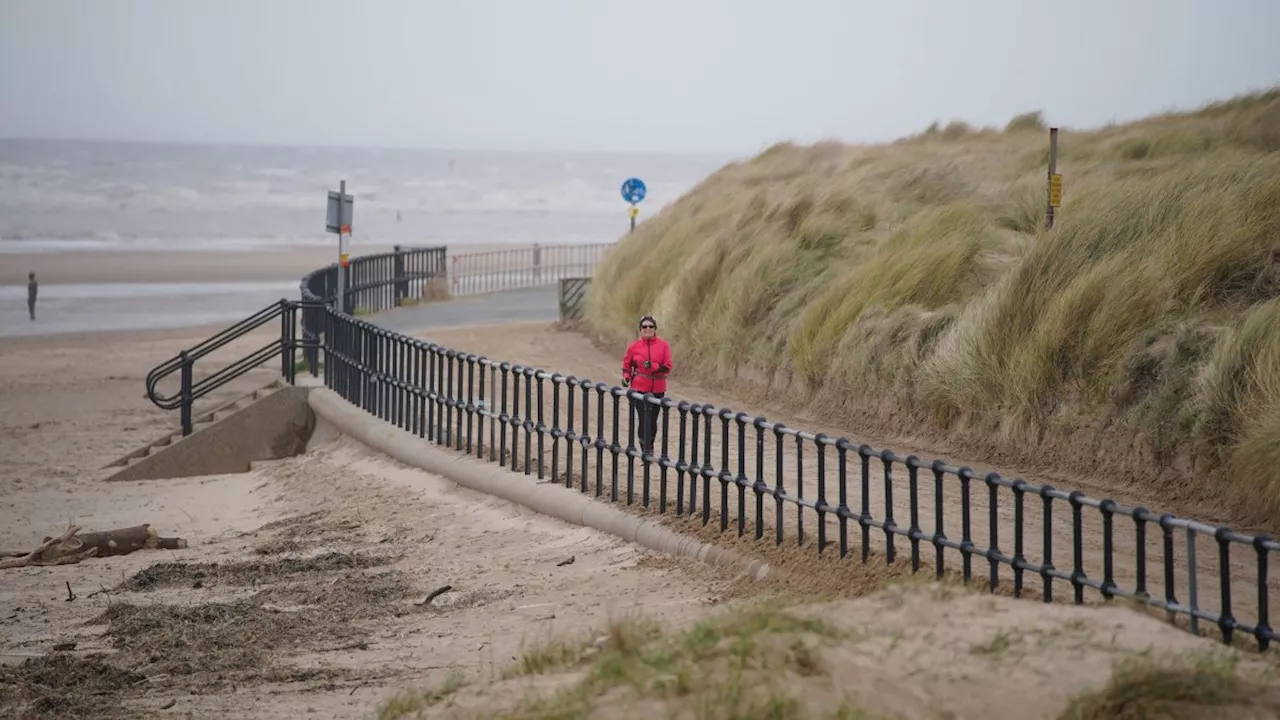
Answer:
[
  {"left": 584, "top": 86, "right": 1280, "bottom": 527},
  {"left": 497, "top": 601, "right": 862, "bottom": 720},
  {"left": 1057, "top": 651, "right": 1280, "bottom": 720},
  {"left": 374, "top": 600, "right": 864, "bottom": 719},
  {"left": 371, "top": 594, "right": 1280, "bottom": 719}
]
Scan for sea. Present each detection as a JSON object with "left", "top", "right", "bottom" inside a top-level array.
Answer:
[{"left": 0, "top": 138, "right": 732, "bottom": 337}]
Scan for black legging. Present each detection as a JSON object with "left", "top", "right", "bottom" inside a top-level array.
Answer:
[{"left": 630, "top": 392, "right": 665, "bottom": 452}]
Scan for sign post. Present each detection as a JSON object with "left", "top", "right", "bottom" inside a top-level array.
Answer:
[
  {"left": 621, "top": 177, "right": 647, "bottom": 232},
  {"left": 326, "top": 180, "right": 355, "bottom": 312},
  {"left": 1046, "top": 128, "right": 1062, "bottom": 230}
]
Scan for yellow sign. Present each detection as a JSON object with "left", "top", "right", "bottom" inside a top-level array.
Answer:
[
  {"left": 1048, "top": 173, "right": 1063, "bottom": 207},
  {"left": 628, "top": 206, "right": 639, "bottom": 218},
  {"left": 339, "top": 253, "right": 350, "bottom": 268}
]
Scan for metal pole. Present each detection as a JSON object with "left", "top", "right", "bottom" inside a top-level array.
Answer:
[
  {"left": 280, "top": 299, "right": 292, "bottom": 381},
  {"left": 179, "top": 350, "right": 193, "bottom": 436},
  {"left": 337, "top": 179, "right": 346, "bottom": 313},
  {"left": 1046, "top": 129, "right": 1059, "bottom": 230}
]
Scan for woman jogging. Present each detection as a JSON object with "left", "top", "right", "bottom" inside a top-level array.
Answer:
[{"left": 621, "top": 314, "right": 673, "bottom": 455}]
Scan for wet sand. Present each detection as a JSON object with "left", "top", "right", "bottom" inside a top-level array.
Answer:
[{"left": 1, "top": 242, "right": 538, "bottom": 286}]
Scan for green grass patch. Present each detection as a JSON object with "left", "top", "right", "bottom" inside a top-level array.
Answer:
[{"left": 493, "top": 600, "right": 870, "bottom": 720}]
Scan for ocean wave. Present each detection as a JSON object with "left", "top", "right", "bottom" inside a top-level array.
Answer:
[{"left": 0, "top": 138, "right": 732, "bottom": 253}]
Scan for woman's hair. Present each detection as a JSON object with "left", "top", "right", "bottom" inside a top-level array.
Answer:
[{"left": 638, "top": 314, "right": 657, "bottom": 329}]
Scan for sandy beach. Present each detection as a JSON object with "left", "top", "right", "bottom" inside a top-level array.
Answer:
[
  {"left": 3, "top": 266, "right": 1278, "bottom": 718},
  {"left": 0, "top": 242, "right": 541, "bottom": 286},
  {"left": 0, "top": 296, "right": 738, "bottom": 718},
  {"left": 0, "top": 242, "right": 549, "bottom": 338}
]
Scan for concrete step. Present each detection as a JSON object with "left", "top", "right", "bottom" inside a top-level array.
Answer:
[
  {"left": 105, "top": 385, "right": 317, "bottom": 483},
  {"left": 101, "top": 379, "right": 287, "bottom": 470}
]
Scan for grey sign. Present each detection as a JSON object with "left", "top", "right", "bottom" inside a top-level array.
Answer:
[{"left": 326, "top": 186, "right": 354, "bottom": 234}]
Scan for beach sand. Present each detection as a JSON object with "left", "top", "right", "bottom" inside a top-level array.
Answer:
[
  {"left": 0, "top": 310, "right": 736, "bottom": 718},
  {"left": 0, "top": 242, "right": 550, "bottom": 338},
  {"left": 2, "top": 284, "right": 1276, "bottom": 718},
  {"left": 1, "top": 242, "right": 538, "bottom": 286}
]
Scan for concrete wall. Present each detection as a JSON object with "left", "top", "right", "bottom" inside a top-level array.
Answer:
[
  {"left": 107, "top": 386, "right": 316, "bottom": 483},
  {"left": 306, "top": 387, "right": 776, "bottom": 582}
]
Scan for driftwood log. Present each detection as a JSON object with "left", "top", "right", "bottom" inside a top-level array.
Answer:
[{"left": 0, "top": 523, "right": 187, "bottom": 569}]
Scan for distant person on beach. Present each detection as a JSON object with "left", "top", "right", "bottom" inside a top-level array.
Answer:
[
  {"left": 27, "top": 272, "right": 37, "bottom": 321},
  {"left": 621, "top": 314, "right": 673, "bottom": 456}
]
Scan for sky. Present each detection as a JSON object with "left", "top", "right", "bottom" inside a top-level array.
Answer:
[{"left": 1, "top": 0, "right": 1277, "bottom": 155}]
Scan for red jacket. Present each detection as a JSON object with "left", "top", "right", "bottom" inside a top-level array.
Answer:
[{"left": 622, "top": 336, "right": 673, "bottom": 394}]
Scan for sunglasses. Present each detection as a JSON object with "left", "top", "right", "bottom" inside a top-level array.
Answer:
[{"left": 640, "top": 324, "right": 655, "bottom": 329}]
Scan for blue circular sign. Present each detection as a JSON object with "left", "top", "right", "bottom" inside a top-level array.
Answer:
[{"left": 621, "top": 177, "right": 647, "bottom": 205}]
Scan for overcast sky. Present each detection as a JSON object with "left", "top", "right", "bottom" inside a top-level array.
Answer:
[{"left": 1, "top": 0, "right": 1277, "bottom": 155}]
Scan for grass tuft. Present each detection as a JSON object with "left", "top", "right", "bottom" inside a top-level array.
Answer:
[
  {"left": 502, "top": 600, "right": 856, "bottom": 719},
  {"left": 1057, "top": 651, "right": 1280, "bottom": 720}
]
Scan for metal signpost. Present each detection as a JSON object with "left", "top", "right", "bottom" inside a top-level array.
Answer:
[
  {"left": 621, "top": 177, "right": 646, "bottom": 232},
  {"left": 1046, "top": 128, "right": 1062, "bottom": 229},
  {"left": 325, "top": 180, "right": 354, "bottom": 312}
]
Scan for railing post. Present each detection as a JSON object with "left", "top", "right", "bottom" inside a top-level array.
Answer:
[
  {"left": 179, "top": 350, "right": 193, "bottom": 437},
  {"left": 393, "top": 245, "right": 408, "bottom": 307},
  {"left": 280, "top": 299, "right": 294, "bottom": 384},
  {"left": 313, "top": 304, "right": 323, "bottom": 378}
]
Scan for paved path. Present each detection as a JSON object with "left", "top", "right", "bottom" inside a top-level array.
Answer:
[{"left": 369, "top": 286, "right": 559, "bottom": 334}]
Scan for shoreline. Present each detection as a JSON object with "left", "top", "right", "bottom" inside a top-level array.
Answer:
[
  {"left": 0, "top": 242, "right": 541, "bottom": 285},
  {"left": 0, "top": 242, "right": 523, "bottom": 339},
  {"left": 0, "top": 320, "right": 255, "bottom": 350}
]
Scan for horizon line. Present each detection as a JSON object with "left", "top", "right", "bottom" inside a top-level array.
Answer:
[{"left": 0, "top": 133, "right": 758, "bottom": 160}]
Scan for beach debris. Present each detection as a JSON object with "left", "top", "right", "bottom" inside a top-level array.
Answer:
[
  {"left": 0, "top": 523, "right": 188, "bottom": 570},
  {"left": 415, "top": 584, "right": 453, "bottom": 606},
  {"left": 556, "top": 555, "right": 576, "bottom": 567}
]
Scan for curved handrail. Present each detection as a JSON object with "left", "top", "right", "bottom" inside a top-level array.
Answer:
[
  {"left": 143, "top": 245, "right": 445, "bottom": 437},
  {"left": 144, "top": 301, "right": 288, "bottom": 399},
  {"left": 145, "top": 300, "right": 290, "bottom": 408},
  {"left": 148, "top": 339, "right": 284, "bottom": 410}
]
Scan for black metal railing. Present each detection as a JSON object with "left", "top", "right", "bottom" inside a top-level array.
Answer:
[
  {"left": 147, "top": 242, "right": 590, "bottom": 440},
  {"left": 149, "top": 240, "right": 1277, "bottom": 654},
  {"left": 144, "top": 299, "right": 322, "bottom": 435},
  {"left": 447, "top": 242, "right": 612, "bottom": 295},
  {"left": 298, "top": 245, "right": 449, "bottom": 374},
  {"left": 311, "top": 308, "right": 1278, "bottom": 654},
  {"left": 300, "top": 244, "right": 448, "bottom": 316}
]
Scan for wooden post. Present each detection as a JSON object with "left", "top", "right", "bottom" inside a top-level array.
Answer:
[{"left": 1046, "top": 127, "right": 1061, "bottom": 230}]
